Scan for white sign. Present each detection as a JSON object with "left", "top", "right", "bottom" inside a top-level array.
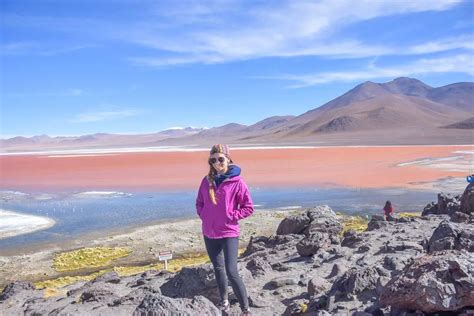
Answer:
[{"left": 158, "top": 250, "right": 173, "bottom": 261}]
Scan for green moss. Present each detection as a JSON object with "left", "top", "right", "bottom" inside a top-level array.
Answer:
[{"left": 52, "top": 247, "right": 132, "bottom": 272}]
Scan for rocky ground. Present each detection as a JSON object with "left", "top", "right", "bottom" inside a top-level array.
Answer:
[
  {"left": 1, "top": 183, "right": 473, "bottom": 315},
  {"left": 0, "top": 209, "right": 294, "bottom": 288}
]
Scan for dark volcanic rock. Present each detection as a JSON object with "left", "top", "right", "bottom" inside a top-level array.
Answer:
[
  {"left": 327, "top": 263, "right": 347, "bottom": 279},
  {"left": 383, "top": 255, "right": 413, "bottom": 271},
  {"left": 242, "top": 235, "right": 268, "bottom": 256},
  {"left": 380, "top": 250, "right": 474, "bottom": 313},
  {"left": 91, "top": 271, "right": 122, "bottom": 284},
  {"left": 109, "top": 285, "right": 161, "bottom": 307},
  {"left": 451, "top": 211, "right": 470, "bottom": 223},
  {"left": 243, "top": 234, "right": 304, "bottom": 257},
  {"left": 0, "top": 281, "right": 35, "bottom": 301},
  {"left": 134, "top": 294, "right": 219, "bottom": 315},
  {"left": 267, "top": 277, "right": 298, "bottom": 289},
  {"left": 379, "top": 241, "right": 424, "bottom": 254},
  {"left": 428, "top": 220, "right": 474, "bottom": 253},
  {"left": 246, "top": 255, "right": 272, "bottom": 278},
  {"left": 296, "top": 232, "right": 332, "bottom": 257},
  {"left": 460, "top": 182, "right": 474, "bottom": 215},
  {"left": 308, "top": 276, "right": 331, "bottom": 296},
  {"left": 367, "top": 215, "right": 388, "bottom": 231},
  {"left": 276, "top": 205, "right": 343, "bottom": 237},
  {"left": 341, "top": 230, "right": 365, "bottom": 248},
  {"left": 276, "top": 213, "right": 310, "bottom": 235},
  {"left": 330, "top": 267, "right": 380, "bottom": 299},
  {"left": 160, "top": 264, "right": 220, "bottom": 303},
  {"left": 422, "top": 193, "right": 461, "bottom": 216},
  {"left": 304, "top": 206, "right": 343, "bottom": 236},
  {"left": 80, "top": 288, "right": 119, "bottom": 304}
]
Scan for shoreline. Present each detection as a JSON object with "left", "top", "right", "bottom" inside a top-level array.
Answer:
[
  {"left": 0, "top": 182, "right": 464, "bottom": 254},
  {"left": 0, "top": 208, "right": 299, "bottom": 287},
  {"left": 0, "top": 209, "right": 56, "bottom": 240},
  {"left": 1, "top": 143, "right": 473, "bottom": 156}
]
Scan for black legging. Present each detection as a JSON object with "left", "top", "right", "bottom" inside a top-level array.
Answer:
[{"left": 204, "top": 236, "right": 249, "bottom": 310}]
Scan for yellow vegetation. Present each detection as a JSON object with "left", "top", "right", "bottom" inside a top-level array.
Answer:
[
  {"left": 35, "top": 272, "right": 102, "bottom": 290},
  {"left": 52, "top": 247, "right": 132, "bottom": 272},
  {"left": 340, "top": 215, "right": 369, "bottom": 233},
  {"left": 398, "top": 212, "right": 421, "bottom": 218},
  {"left": 300, "top": 302, "right": 308, "bottom": 313},
  {"left": 42, "top": 287, "right": 68, "bottom": 299},
  {"left": 35, "top": 247, "right": 247, "bottom": 292}
]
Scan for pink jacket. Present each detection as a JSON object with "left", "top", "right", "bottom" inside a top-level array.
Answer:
[{"left": 196, "top": 175, "right": 254, "bottom": 239}]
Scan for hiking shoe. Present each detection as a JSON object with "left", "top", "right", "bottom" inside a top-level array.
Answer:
[
  {"left": 240, "top": 309, "right": 252, "bottom": 316},
  {"left": 216, "top": 300, "right": 230, "bottom": 312}
]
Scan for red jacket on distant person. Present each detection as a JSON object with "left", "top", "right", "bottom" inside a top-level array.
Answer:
[{"left": 383, "top": 204, "right": 394, "bottom": 216}]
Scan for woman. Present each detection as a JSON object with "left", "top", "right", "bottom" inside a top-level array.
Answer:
[
  {"left": 196, "top": 144, "right": 254, "bottom": 315},
  {"left": 383, "top": 200, "right": 395, "bottom": 221}
]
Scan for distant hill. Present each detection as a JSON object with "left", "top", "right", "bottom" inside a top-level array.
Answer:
[
  {"left": 2, "top": 77, "right": 472, "bottom": 152},
  {"left": 442, "top": 117, "right": 474, "bottom": 129}
]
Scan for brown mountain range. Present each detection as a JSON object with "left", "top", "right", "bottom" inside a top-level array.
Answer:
[{"left": 2, "top": 77, "right": 472, "bottom": 152}]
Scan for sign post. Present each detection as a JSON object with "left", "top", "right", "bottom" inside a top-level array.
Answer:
[{"left": 158, "top": 250, "right": 173, "bottom": 270}]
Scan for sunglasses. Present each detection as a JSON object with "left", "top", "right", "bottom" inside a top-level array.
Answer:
[{"left": 209, "top": 157, "right": 226, "bottom": 164}]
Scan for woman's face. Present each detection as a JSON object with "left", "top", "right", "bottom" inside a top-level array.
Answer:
[{"left": 209, "top": 153, "right": 230, "bottom": 174}]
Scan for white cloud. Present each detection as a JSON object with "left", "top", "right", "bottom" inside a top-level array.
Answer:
[
  {"left": 4, "top": 1, "right": 464, "bottom": 64},
  {"left": 1, "top": 41, "right": 92, "bottom": 56},
  {"left": 71, "top": 110, "right": 140, "bottom": 123},
  {"left": 260, "top": 54, "right": 474, "bottom": 87},
  {"left": 407, "top": 35, "right": 474, "bottom": 54},
  {"left": 126, "top": 0, "right": 464, "bottom": 65},
  {"left": 6, "top": 88, "right": 85, "bottom": 98}
]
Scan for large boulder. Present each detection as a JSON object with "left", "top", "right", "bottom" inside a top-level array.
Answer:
[
  {"left": 308, "top": 276, "right": 331, "bottom": 297},
  {"left": 367, "top": 215, "right": 389, "bottom": 231},
  {"left": 460, "top": 182, "right": 474, "bottom": 215},
  {"left": 276, "top": 214, "right": 310, "bottom": 235},
  {"left": 276, "top": 206, "right": 343, "bottom": 237},
  {"left": 160, "top": 264, "right": 220, "bottom": 303},
  {"left": 422, "top": 193, "right": 461, "bottom": 216},
  {"left": 134, "top": 294, "right": 220, "bottom": 315},
  {"left": 296, "top": 232, "right": 332, "bottom": 257},
  {"left": 246, "top": 255, "right": 272, "bottom": 278},
  {"left": 380, "top": 251, "right": 474, "bottom": 313},
  {"left": 341, "top": 230, "right": 365, "bottom": 248},
  {"left": 330, "top": 267, "right": 380, "bottom": 300},
  {"left": 0, "top": 281, "right": 35, "bottom": 301},
  {"left": 242, "top": 234, "right": 304, "bottom": 257},
  {"left": 304, "top": 206, "right": 343, "bottom": 236},
  {"left": 428, "top": 220, "right": 474, "bottom": 253}
]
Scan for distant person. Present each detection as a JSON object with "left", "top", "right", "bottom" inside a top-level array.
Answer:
[
  {"left": 383, "top": 200, "right": 395, "bottom": 221},
  {"left": 196, "top": 144, "right": 254, "bottom": 315}
]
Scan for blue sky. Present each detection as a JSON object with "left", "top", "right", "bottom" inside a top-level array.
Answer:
[{"left": 1, "top": 0, "right": 473, "bottom": 138}]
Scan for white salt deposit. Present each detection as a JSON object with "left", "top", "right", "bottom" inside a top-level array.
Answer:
[
  {"left": 73, "top": 191, "right": 131, "bottom": 198},
  {"left": 2, "top": 144, "right": 473, "bottom": 156},
  {"left": 0, "top": 210, "right": 56, "bottom": 239}
]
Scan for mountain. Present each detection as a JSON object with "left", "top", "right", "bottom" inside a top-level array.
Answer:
[
  {"left": 229, "top": 77, "right": 473, "bottom": 142},
  {"left": 0, "top": 128, "right": 205, "bottom": 151},
  {"left": 157, "top": 127, "right": 207, "bottom": 137},
  {"left": 1, "top": 77, "right": 472, "bottom": 151},
  {"left": 243, "top": 115, "right": 295, "bottom": 132},
  {"left": 427, "top": 82, "right": 474, "bottom": 112},
  {"left": 442, "top": 117, "right": 474, "bottom": 129}
]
